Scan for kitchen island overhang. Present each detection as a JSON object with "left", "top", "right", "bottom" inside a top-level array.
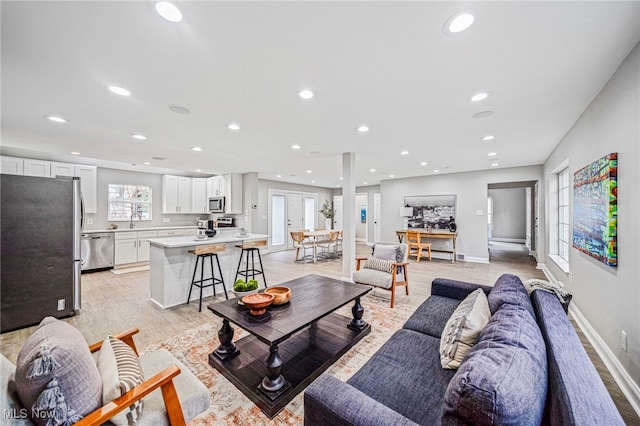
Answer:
[{"left": 148, "top": 233, "right": 270, "bottom": 308}]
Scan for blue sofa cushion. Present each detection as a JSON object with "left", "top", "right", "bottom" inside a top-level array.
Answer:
[
  {"left": 487, "top": 274, "right": 536, "bottom": 319},
  {"left": 441, "top": 303, "right": 548, "bottom": 426},
  {"left": 348, "top": 329, "right": 456, "bottom": 425},
  {"left": 403, "top": 295, "right": 461, "bottom": 338}
]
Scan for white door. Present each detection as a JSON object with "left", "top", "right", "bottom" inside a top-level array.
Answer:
[
  {"left": 287, "top": 192, "right": 304, "bottom": 249},
  {"left": 269, "top": 191, "right": 287, "bottom": 251},
  {"left": 333, "top": 195, "right": 343, "bottom": 230},
  {"left": 374, "top": 193, "right": 381, "bottom": 242}
]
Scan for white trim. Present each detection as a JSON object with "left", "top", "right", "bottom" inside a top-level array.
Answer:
[
  {"left": 489, "top": 237, "right": 527, "bottom": 243},
  {"left": 539, "top": 263, "right": 640, "bottom": 418},
  {"left": 549, "top": 254, "right": 570, "bottom": 274},
  {"left": 569, "top": 303, "right": 640, "bottom": 418}
]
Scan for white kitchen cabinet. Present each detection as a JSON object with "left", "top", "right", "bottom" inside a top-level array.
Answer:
[
  {"left": 192, "top": 178, "right": 208, "bottom": 213},
  {"left": 51, "top": 162, "right": 75, "bottom": 177},
  {"left": 162, "top": 175, "right": 193, "bottom": 213},
  {"left": 114, "top": 232, "right": 138, "bottom": 265},
  {"left": 136, "top": 230, "right": 158, "bottom": 262},
  {"left": 24, "top": 159, "right": 51, "bottom": 177},
  {"left": 182, "top": 228, "right": 197, "bottom": 236},
  {"left": 0, "top": 156, "right": 24, "bottom": 175},
  {"left": 74, "top": 165, "right": 97, "bottom": 213},
  {"left": 224, "top": 173, "right": 243, "bottom": 214},
  {"left": 157, "top": 229, "right": 184, "bottom": 237},
  {"left": 207, "top": 175, "right": 226, "bottom": 197}
]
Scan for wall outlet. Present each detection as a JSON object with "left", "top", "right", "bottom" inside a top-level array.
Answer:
[
  {"left": 57, "top": 299, "right": 65, "bottom": 311},
  {"left": 86, "top": 218, "right": 93, "bottom": 225},
  {"left": 475, "top": 209, "right": 483, "bottom": 216},
  {"left": 163, "top": 218, "right": 171, "bottom": 223},
  {"left": 621, "top": 330, "right": 628, "bottom": 352}
]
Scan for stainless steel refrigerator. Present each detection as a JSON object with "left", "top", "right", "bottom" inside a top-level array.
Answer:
[{"left": 1, "top": 174, "right": 82, "bottom": 333}]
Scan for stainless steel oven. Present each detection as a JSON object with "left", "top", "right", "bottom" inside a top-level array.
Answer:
[{"left": 209, "top": 196, "right": 225, "bottom": 213}]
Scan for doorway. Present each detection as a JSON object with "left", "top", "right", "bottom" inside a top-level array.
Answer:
[{"left": 268, "top": 189, "right": 318, "bottom": 251}]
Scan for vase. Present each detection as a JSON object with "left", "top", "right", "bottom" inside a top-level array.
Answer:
[{"left": 325, "top": 218, "right": 332, "bottom": 230}]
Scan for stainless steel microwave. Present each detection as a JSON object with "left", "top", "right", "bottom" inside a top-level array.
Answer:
[{"left": 208, "top": 197, "right": 225, "bottom": 213}]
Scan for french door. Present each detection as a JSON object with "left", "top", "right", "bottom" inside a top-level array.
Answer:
[{"left": 269, "top": 190, "right": 317, "bottom": 251}]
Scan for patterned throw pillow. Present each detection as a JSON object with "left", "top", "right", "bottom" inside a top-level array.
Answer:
[
  {"left": 363, "top": 258, "right": 395, "bottom": 274},
  {"left": 97, "top": 336, "right": 145, "bottom": 425},
  {"left": 440, "top": 289, "right": 491, "bottom": 369}
]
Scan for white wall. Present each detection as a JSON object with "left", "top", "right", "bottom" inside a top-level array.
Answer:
[
  {"left": 488, "top": 188, "right": 527, "bottom": 241},
  {"left": 380, "top": 166, "right": 542, "bottom": 262},
  {"left": 541, "top": 42, "right": 640, "bottom": 386}
]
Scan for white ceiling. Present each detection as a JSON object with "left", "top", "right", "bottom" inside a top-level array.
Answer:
[{"left": 2, "top": 1, "right": 639, "bottom": 187}]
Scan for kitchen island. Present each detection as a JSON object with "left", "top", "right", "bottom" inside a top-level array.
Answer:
[{"left": 148, "top": 232, "right": 269, "bottom": 308}]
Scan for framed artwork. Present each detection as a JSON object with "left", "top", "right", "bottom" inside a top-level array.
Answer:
[
  {"left": 404, "top": 195, "right": 456, "bottom": 230},
  {"left": 572, "top": 153, "right": 617, "bottom": 267}
]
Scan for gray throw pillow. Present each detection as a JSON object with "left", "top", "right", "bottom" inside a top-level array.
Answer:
[
  {"left": 373, "top": 244, "right": 402, "bottom": 262},
  {"left": 14, "top": 317, "right": 102, "bottom": 426}
]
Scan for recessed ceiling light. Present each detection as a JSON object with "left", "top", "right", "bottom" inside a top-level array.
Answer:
[
  {"left": 433, "top": 169, "right": 440, "bottom": 173},
  {"left": 291, "top": 144, "right": 301, "bottom": 150},
  {"left": 363, "top": 182, "right": 368, "bottom": 185},
  {"left": 472, "top": 111, "right": 494, "bottom": 119},
  {"left": 311, "top": 180, "right": 316, "bottom": 184},
  {"left": 420, "top": 161, "right": 428, "bottom": 166},
  {"left": 339, "top": 177, "right": 344, "bottom": 180},
  {"left": 400, "top": 150, "right": 409, "bottom": 155},
  {"left": 470, "top": 92, "right": 489, "bottom": 102},
  {"left": 131, "top": 134, "right": 147, "bottom": 140},
  {"left": 196, "top": 169, "right": 201, "bottom": 172},
  {"left": 488, "top": 152, "right": 497, "bottom": 157},
  {"left": 143, "top": 162, "right": 151, "bottom": 165},
  {"left": 299, "top": 89, "right": 314, "bottom": 100},
  {"left": 108, "top": 86, "right": 130, "bottom": 96},
  {"left": 276, "top": 174, "right": 282, "bottom": 178},
  {"left": 45, "top": 115, "right": 68, "bottom": 123},
  {"left": 169, "top": 105, "right": 191, "bottom": 114},
  {"left": 357, "top": 125, "right": 369, "bottom": 133},
  {"left": 191, "top": 147, "right": 202, "bottom": 152},
  {"left": 482, "top": 135, "right": 495, "bottom": 141},
  {"left": 70, "top": 151, "right": 80, "bottom": 155},
  {"left": 369, "top": 168, "right": 376, "bottom": 172},
  {"left": 227, "top": 123, "right": 240, "bottom": 131},
  {"left": 491, "top": 163, "right": 499, "bottom": 167},
  {"left": 155, "top": 1, "right": 183, "bottom": 22},
  {"left": 444, "top": 11, "right": 474, "bottom": 35},
  {"left": 336, "top": 184, "right": 341, "bottom": 187},
  {"left": 389, "top": 174, "right": 395, "bottom": 178},
  {"left": 152, "top": 156, "right": 165, "bottom": 160},
  {"left": 306, "top": 170, "right": 312, "bottom": 174}
]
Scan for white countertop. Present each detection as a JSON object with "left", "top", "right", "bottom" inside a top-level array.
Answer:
[
  {"left": 148, "top": 233, "right": 269, "bottom": 248},
  {"left": 82, "top": 226, "right": 198, "bottom": 234}
]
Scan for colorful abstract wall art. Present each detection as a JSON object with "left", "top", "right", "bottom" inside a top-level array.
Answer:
[{"left": 572, "top": 153, "right": 617, "bottom": 267}]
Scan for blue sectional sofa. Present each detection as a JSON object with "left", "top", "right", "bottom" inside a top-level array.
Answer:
[{"left": 304, "top": 274, "right": 623, "bottom": 425}]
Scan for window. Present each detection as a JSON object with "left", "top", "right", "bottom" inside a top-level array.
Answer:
[
  {"left": 558, "top": 168, "right": 570, "bottom": 262},
  {"left": 108, "top": 184, "right": 152, "bottom": 221},
  {"left": 303, "top": 197, "right": 316, "bottom": 231}
]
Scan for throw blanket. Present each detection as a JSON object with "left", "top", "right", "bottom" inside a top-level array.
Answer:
[{"left": 523, "top": 279, "right": 572, "bottom": 312}]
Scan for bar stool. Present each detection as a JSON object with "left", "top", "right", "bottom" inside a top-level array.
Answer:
[
  {"left": 187, "top": 243, "right": 228, "bottom": 312},
  {"left": 234, "top": 239, "right": 268, "bottom": 288}
]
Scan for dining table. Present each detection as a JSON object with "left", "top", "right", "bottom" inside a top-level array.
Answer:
[{"left": 302, "top": 230, "right": 333, "bottom": 263}]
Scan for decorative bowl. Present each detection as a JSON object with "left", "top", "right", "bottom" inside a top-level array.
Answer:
[
  {"left": 265, "top": 286, "right": 291, "bottom": 305},
  {"left": 241, "top": 293, "right": 275, "bottom": 315},
  {"left": 232, "top": 289, "right": 259, "bottom": 305}
]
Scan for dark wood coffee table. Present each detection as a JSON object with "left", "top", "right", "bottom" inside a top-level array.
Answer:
[{"left": 207, "top": 274, "right": 371, "bottom": 418}]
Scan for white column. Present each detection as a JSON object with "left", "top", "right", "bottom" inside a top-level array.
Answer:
[{"left": 342, "top": 153, "right": 356, "bottom": 281}]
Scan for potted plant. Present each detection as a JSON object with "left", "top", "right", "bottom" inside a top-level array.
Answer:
[
  {"left": 232, "top": 279, "right": 259, "bottom": 304},
  {"left": 319, "top": 200, "right": 336, "bottom": 229}
]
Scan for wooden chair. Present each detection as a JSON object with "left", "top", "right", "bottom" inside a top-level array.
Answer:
[
  {"left": 352, "top": 242, "right": 409, "bottom": 308},
  {"left": 317, "top": 230, "right": 340, "bottom": 258},
  {"left": 406, "top": 230, "right": 431, "bottom": 262},
  {"left": 291, "top": 230, "right": 313, "bottom": 262}
]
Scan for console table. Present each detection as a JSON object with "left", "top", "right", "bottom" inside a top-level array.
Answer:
[{"left": 395, "top": 230, "right": 458, "bottom": 263}]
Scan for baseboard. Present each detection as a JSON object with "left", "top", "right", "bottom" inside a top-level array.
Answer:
[
  {"left": 460, "top": 255, "right": 490, "bottom": 264},
  {"left": 489, "top": 237, "right": 526, "bottom": 243},
  {"left": 569, "top": 303, "right": 640, "bottom": 417},
  {"left": 538, "top": 263, "right": 640, "bottom": 417}
]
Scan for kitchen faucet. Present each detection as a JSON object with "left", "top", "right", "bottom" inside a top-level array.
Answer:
[{"left": 130, "top": 211, "right": 142, "bottom": 229}]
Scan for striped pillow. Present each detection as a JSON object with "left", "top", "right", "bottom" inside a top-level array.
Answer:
[
  {"left": 363, "top": 257, "right": 394, "bottom": 274},
  {"left": 97, "top": 336, "right": 145, "bottom": 425}
]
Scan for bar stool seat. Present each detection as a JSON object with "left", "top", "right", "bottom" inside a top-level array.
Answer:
[
  {"left": 188, "top": 243, "right": 228, "bottom": 311},
  {"left": 234, "top": 239, "right": 267, "bottom": 288}
]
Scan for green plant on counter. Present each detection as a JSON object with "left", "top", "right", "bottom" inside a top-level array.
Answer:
[{"left": 233, "top": 279, "right": 259, "bottom": 292}]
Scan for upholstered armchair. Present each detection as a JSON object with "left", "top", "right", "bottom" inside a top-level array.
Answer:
[
  {"left": 1, "top": 318, "right": 209, "bottom": 426},
  {"left": 352, "top": 242, "right": 409, "bottom": 308}
]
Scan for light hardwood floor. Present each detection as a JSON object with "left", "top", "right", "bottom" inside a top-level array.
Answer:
[{"left": 1, "top": 242, "right": 637, "bottom": 424}]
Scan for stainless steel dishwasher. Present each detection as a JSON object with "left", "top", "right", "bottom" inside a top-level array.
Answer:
[{"left": 81, "top": 232, "right": 115, "bottom": 272}]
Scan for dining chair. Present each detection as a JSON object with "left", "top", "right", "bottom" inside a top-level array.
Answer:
[
  {"left": 290, "top": 230, "right": 314, "bottom": 263},
  {"left": 317, "top": 230, "right": 340, "bottom": 258},
  {"left": 406, "top": 230, "right": 432, "bottom": 262}
]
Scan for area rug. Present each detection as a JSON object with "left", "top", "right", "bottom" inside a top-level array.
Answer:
[
  {"left": 142, "top": 294, "right": 416, "bottom": 425},
  {"left": 110, "top": 265, "right": 150, "bottom": 274}
]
